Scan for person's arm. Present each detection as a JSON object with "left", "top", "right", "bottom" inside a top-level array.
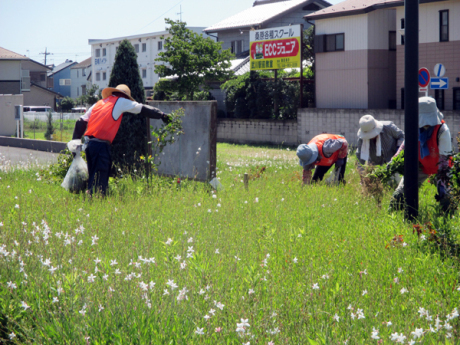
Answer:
[
  {"left": 334, "top": 138, "right": 348, "bottom": 168},
  {"left": 355, "top": 139, "right": 366, "bottom": 174},
  {"left": 113, "top": 98, "right": 171, "bottom": 123},
  {"left": 303, "top": 168, "right": 313, "bottom": 185},
  {"left": 72, "top": 104, "right": 95, "bottom": 140},
  {"left": 435, "top": 125, "right": 452, "bottom": 199},
  {"left": 387, "top": 122, "right": 405, "bottom": 147}
]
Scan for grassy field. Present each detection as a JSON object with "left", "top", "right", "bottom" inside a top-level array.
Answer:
[
  {"left": 22, "top": 118, "right": 76, "bottom": 142},
  {"left": 0, "top": 143, "right": 459, "bottom": 344}
]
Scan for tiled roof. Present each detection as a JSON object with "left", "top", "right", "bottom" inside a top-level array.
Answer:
[
  {"left": 71, "top": 57, "right": 91, "bottom": 69},
  {"left": 305, "top": 0, "right": 402, "bottom": 20},
  {"left": 0, "top": 46, "right": 28, "bottom": 60},
  {"left": 204, "top": 0, "right": 326, "bottom": 32},
  {"left": 48, "top": 60, "right": 77, "bottom": 76}
]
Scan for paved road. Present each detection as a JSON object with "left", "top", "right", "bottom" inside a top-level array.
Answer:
[{"left": 0, "top": 146, "right": 59, "bottom": 170}]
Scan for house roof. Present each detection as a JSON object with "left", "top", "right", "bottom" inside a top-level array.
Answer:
[
  {"left": 31, "top": 83, "right": 64, "bottom": 97},
  {"left": 48, "top": 60, "right": 77, "bottom": 76},
  {"left": 71, "top": 57, "right": 91, "bottom": 69},
  {"left": 0, "top": 46, "right": 27, "bottom": 60},
  {"left": 305, "top": 0, "right": 406, "bottom": 20},
  {"left": 0, "top": 47, "right": 51, "bottom": 70},
  {"left": 204, "top": 0, "right": 331, "bottom": 33}
]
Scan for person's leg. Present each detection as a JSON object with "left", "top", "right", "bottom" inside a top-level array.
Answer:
[
  {"left": 312, "top": 165, "right": 331, "bottom": 182},
  {"left": 85, "top": 141, "right": 97, "bottom": 195},
  {"left": 97, "top": 144, "right": 111, "bottom": 196},
  {"left": 337, "top": 157, "right": 347, "bottom": 182},
  {"left": 390, "top": 171, "right": 428, "bottom": 211}
]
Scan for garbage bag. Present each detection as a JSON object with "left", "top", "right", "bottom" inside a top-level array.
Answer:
[
  {"left": 67, "top": 139, "right": 82, "bottom": 153},
  {"left": 61, "top": 145, "right": 88, "bottom": 193}
]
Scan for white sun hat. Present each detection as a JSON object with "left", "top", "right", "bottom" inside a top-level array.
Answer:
[
  {"left": 357, "top": 115, "right": 383, "bottom": 140},
  {"left": 419, "top": 96, "right": 443, "bottom": 128}
]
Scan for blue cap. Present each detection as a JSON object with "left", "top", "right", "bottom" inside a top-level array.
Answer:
[{"left": 296, "top": 143, "right": 318, "bottom": 167}]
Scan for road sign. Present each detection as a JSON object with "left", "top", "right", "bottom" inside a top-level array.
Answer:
[
  {"left": 434, "top": 63, "right": 446, "bottom": 77},
  {"left": 418, "top": 67, "right": 430, "bottom": 88},
  {"left": 430, "top": 77, "right": 449, "bottom": 89}
]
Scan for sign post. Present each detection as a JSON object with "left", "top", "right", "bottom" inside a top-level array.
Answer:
[
  {"left": 418, "top": 67, "right": 430, "bottom": 96},
  {"left": 405, "top": 0, "right": 419, "bottom": 221}
]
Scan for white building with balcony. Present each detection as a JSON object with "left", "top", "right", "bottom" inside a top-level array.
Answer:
[{"left": 88, "top": 27, "right": 210, "bottom": 98}]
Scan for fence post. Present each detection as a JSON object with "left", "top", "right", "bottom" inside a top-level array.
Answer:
[{"left": 244, "top": 173, "right": 249, "bottom": 191}]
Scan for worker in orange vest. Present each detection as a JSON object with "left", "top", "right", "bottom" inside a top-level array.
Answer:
[
  {"left": 390, "top": 97, "right": 452, "bottom": 212},
  {"left": 296, "top": 134, "right": 348, "bottom": 185},
  {"left": 72, "top": 84, "right": 171, "bottom": 196}
]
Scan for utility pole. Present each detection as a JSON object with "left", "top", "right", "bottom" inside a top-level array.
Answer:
[
  {"left": 40, "top": 47, "right": 53, "bottom": 65},
  {"left": 404, "top": 0, "right": 419, "bottom": 221},
  {"left": 177, "top": 5, "right": 183, "bottom": 22}
]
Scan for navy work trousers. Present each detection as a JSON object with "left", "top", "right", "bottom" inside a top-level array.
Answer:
[
  {"left": 312, "top": 156, "right": 347, "bottom": 182},
  {"left": 86, "top": 140, "right": 111, "bottom": 196}
]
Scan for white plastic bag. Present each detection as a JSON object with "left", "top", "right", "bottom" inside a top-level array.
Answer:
[
  {"left": 61, "top": 145, "right": 88, "bottom": 193},
  {"left": 209, "top": 177, "right": 224, "bottom": 191}
]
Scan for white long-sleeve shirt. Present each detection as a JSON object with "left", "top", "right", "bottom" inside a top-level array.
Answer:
[{"left": 80, "top": 96, "right": 143, "bottom": 122}]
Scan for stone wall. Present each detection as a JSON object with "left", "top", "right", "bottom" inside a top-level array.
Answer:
[{"left": 217, "top": 119, "right": 297, "bottom": 146}]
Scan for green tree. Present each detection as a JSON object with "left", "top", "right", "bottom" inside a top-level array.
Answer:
[
  {"left": 108, "top": 39, "right": 147, "bottom": 171},
  {"left": 60, "top": 97, "right": 75, "bottom": 112},
  {"left": 155, "top": 19, "right": 234, "bottom": 100},
  {"left": 44, "top": 110, "right": 55, "bottom": 140},
  {"left": 79, "top": 84, "right": 100, "bottom": 107}
]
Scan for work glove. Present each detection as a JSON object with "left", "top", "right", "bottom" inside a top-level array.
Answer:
[
  {"left": 335, "top": 158, "right": 345, "bottom": 168},
  {"left": 161, "top": 113, "right": 172, "bottom": 124}
]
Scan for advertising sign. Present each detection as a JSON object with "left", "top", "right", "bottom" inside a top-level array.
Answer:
[{"left": 250, "top": 25, "right": 301, "bottom": 71}]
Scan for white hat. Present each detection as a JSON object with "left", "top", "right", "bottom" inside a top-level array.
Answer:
[
  {"left": 357, "top": 115, "right": 383, "bottom": 140},
  {"left": 419, "top": 96, "right": 443, "bottom": 128},
  {"left": 296, "top": 143, "right": 318, "bottom": 167}
]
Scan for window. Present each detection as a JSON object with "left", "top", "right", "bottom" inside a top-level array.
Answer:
[
  {"left": 454, "top": 88, "right": 460, "bottom": 110},
  {"left": 325, "top": 33, "right": 344, "bottom": 52},
  {"left": 142, "top": 43, "right": 147, "bottom": 52},
  {"left": 400, "top": 18, "right": 405, "bottom": 45},
  {"left": 96, "top": 73, "right": 100, "bottom": 81},
  {"left": 82, "top": 85, "right": 87, "bottom": 95},
  {"left": 231, "top": 40, "right": 243, "bottom": 54},
  {"left": 134, "top": 44, "right": 139, "bottom": 53},
  {"left": 440, "top": 10, "right": 449, "bottom": 42},
  {"left": 434, "top": 90, "right": 445, "bottom": 110},
  {"left": 400, "top": 18, "right": 405, "bottom": 29},
  {"left": 401, "top": 88, "right": 405, "bottom": 110},
  {"left": 82, "top": 68, "right": 86, "bottom": 77},
  {"left": 389, "top": 31, "right": 396, "bottom": 51},
  {"left": 142, "top": 69, "right": 147, "bottom": 78},
  {"left": 40, "top": 73, "right": 46, "bottom": 81},
  {"left": 59, "top": 79, "right": 71, "bottom": 86},
  {"left": 158, "top": 41, "right": 163, "bottom": 50},
  {"left": 77, "top": 70, "right": 79, "bottom": 78},
  {"left": 77, "top": 87, "right": 79, "bottom": 97},
  {"left": 401, "top": 34, "right": 405, "bottom": 46},
  {"left": 95, "top": 48, "right": 100, "bottom": 57},
  {"left": 102, "top": 72, "right": 106, "bottom": 81},
  {"left": 102, "top": 48, "right": 106, "bottom": 56}
]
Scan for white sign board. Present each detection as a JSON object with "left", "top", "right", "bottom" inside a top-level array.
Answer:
[{"left": 433, "top": 63, "right": 446, "bottom": 77}]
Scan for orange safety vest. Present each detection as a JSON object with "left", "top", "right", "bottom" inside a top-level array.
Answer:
[
  {"left": 84, "top": 96, "right": 123, "bottom": 144},
  {"left": 308, "top": 134, "right": 346, "bottom": 166},
  {"left": 418, "top": 120, "right": 451, "bottom": 175}
]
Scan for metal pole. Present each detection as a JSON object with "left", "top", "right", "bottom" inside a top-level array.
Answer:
[
  {"left": 274, "top": 69, "right": 279, "bottom": 116},
  {"left": 300, "top": 24, "right": 304, "bottom": 108},
  {"left": 404, "top": 0, "right": 419, "bottom": 220}
]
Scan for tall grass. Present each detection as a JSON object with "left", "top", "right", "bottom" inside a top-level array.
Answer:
[{"left": 0, "top": 144, "right": 459, "bottom": 344}]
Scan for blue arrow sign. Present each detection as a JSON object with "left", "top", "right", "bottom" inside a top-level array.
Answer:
[{"left": 430, "top": 77, "right": 449, "bottom": 90}]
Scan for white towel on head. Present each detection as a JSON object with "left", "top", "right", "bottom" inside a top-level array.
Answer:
[{"left": 360, "top": 135, "right": 381, "bottom": 162}]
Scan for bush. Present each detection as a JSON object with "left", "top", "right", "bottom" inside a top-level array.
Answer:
[
  {"left": 44, "top": 111, "right": 55, "bottom": 140},
  {"left": 221, "top": 70, "right": 303, "bottom": 120},
  {"left": 60, "top": 97, "right": 75, "bottom": 112}
]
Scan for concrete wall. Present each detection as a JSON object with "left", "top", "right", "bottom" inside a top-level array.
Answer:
[
  {"left": 0, "top": 95, "right": 23, "bottom": 136},
  {"left": 297, "top": 108, "right": 460, "bottom": 150},
  {"left": 217, "top": 119, "right": 297, "bottom": 146},
  {"left": 147, "top": 101, "right": 217, "bottom": 181},
  {"left": 0, "top": 136, "right": 66, "bottom": 153}
]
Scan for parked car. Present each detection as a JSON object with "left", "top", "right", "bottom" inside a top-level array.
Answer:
[
  {"left": 71, "top": 107, "right": 87, "bottom": 113},
  {"left": 23, "top": 106, "right": 52, "bottom": 112}
]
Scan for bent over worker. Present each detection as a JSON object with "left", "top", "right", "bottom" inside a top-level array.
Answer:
[
  {"left": 389, "top": 97, "right": 452, "bottom": 212},
  {"left": 296, "top": 134, "right": 348, "bottom": 185},
  {"left": 72, "top": 84, "right": 171, "bottom": 196}
]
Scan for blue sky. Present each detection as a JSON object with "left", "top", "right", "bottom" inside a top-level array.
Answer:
[{"left": 1, "top": 0, "right": 341, "bottom": 66}]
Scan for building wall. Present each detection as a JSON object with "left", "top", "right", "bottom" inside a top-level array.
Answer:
[
  {"left": 0, "top": 81, "right": 20, "bottom": 94},
  {"left": 52, "top": 68, "right": 72, "bottom": 97},
  {"left": 0, "top": 94, "right": 23, "bottom": 136},
  {"left": 396, "top": 1, "right": 460, "bottom": 110},
  {"left": 23, "top": 85, "right": 56, "bottom": 110},
  {"left": 70, "top": 65, "right": 92, "bottom": 99},
  {"left": 315, "top": 10, "right": 397, "bottom": 109},
  {"left": 217, "top": 119, "right": 298, "bottom": 146},
  {"left": 90, "top": 28, "right": 208, "bottom": 92},
  {"left": 0, "top": 60, "right": 21, "bottom": 80}
]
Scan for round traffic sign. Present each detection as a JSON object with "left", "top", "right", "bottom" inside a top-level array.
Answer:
[
  {"left": 418, "top": 67, "right": 430, "bottom": 88},
  {"left": 434, "top": 63, "right": 446, "bottom": 77}
]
